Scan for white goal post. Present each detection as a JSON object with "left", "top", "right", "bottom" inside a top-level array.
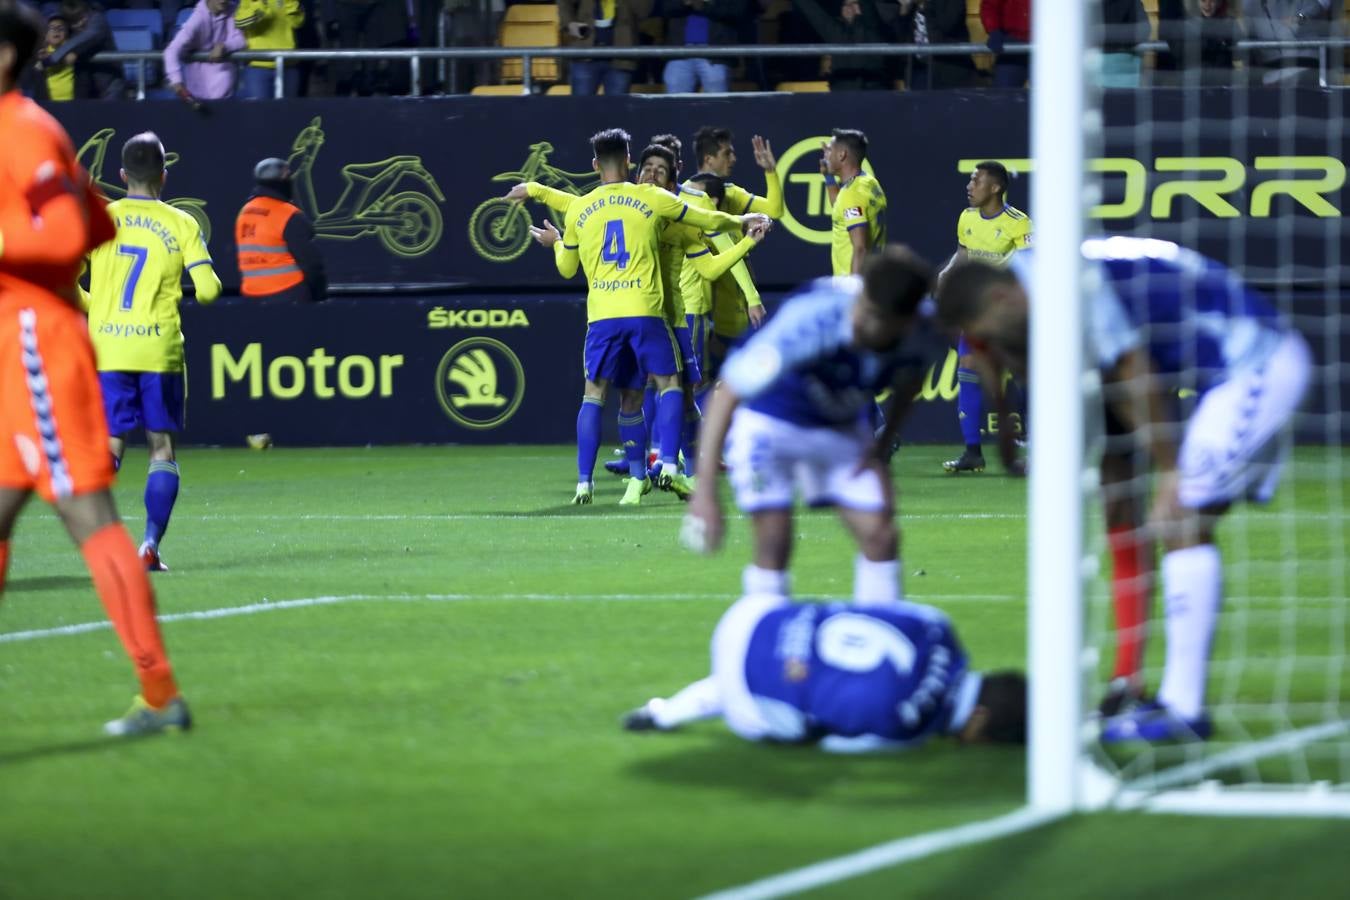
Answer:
[{"left": 1029, "top": 0, "right": 1350, "bottom": 818}]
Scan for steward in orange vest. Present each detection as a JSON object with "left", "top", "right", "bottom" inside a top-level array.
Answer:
[{"left": 234, "top": 157, "right": 327, "bottom": 302}]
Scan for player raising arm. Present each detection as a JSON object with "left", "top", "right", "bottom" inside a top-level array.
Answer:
[
  {"left": 506, "top": 127, "right": 765, "bottom": 505},
  {"left": 87, "top": 131, "right": 221, "bottom": 572},
  {"left": 0, "top": 0, "right": 189, "bottom": 737}
]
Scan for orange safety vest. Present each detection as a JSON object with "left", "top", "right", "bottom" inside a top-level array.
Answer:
[{"left": 235, "top": 195, "right": 304, "bottom": 296}]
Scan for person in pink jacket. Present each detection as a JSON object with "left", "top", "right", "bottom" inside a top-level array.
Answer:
[{"left": 164, "top": 0, "right": 247, "bottom": 102}]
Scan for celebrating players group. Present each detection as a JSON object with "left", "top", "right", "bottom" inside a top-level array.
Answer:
[{"left": 0, "top": 0, "right": 1311, "bottom": 751}]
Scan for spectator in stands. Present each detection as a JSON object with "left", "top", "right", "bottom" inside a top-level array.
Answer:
[
  {"left": 1098, "top": 0, "right": 1147, "bottom": 88},
  {"left": 441, "top": 0, "right": 498, "bottom": 94},
  {"left": 791, "top": 0, "right": 891, "bottom": 90},
  {"left": 164, "top": 0, "right": 247, "bottom": 101},
  {"left": 893, "top": 0, "right": 975, "bottom": 89},
  {"left": 236, "top": 158, "right": 328, "bottom": 303},
  {"left": 560, "top": 0, "right": 650, "bottom": 95},
  {"left": 34, "top": 12, "right": 75, "bottom": 100},
  {"left": 324, "top": 0, "right": 416, "bottom": 96},
  {"left": 44, "top": 0, "right": 123, "bottom": 98},
  {"left": 1157, "top": 0, "right": 1243, "bottom": 85},
  {"left": 1241, "top": 0, "right": 1338, "bottom": 86},
  {"left": 234, "top": 0, "right": 304, "bottom": 97},
  {"left": 661, "top": 0, "right": 747, "bottom": 93},
  {"left": 979, "top": 0, "right": 1028, "bottom": 88}
]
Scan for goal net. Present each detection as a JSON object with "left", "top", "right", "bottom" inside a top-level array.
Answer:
[{"left": 1031, "top": 0, "right": 1349, "bottom": 816}]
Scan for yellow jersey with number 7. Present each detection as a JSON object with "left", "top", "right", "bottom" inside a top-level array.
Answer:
[{"left": 88, "top": 197, "right": 216, "bottom": 373}]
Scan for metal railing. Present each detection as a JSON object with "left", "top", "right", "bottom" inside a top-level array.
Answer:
[{"left": 94, "top": 38, "right": 1350, "bottom": 100}]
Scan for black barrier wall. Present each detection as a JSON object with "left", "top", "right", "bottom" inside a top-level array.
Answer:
[
  {"left": 181, "top": 293, "right": 1346, "bottom": 447},
  {"left": 184, "top": 294, "right": 960, "bottom": 447},
  {"left": 50, "top": 91, "right": 1346, "bottom": 292}
]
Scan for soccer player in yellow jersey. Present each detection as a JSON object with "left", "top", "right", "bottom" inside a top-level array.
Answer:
[
  {"left": 507, "top": 128, "right": 761, "bottom": 506},
  {"left": 690, "top": 126, "right": 779, "bottom": 365},
  {"left": 640, "top": 152, "right": 768, "bottom": 483},
  {"left": 822, "top": 128, "right": 887, "bottom": 277},
  {"left": 86, "top": 133, "right": 221, "bottom": 571},
  {"left": 940, "top": 161, "right": 1032, "bottom": 474}
]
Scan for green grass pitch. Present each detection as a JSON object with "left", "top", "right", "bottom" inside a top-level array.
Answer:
[{"left": 1, "top": 445, "right": 1347, "bottom": 898}]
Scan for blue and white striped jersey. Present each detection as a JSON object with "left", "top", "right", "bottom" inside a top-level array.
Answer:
[
  {"left": 742, "top": 600, "right": 976, "bottom": 747},
  {"left": 719, "top": 277, "right": 946, "bottom": 428},
  {"left": 1012, "top": 237, "right": 1289, "bottom": 395}
]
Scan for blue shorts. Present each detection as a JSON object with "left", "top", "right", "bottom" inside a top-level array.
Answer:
[
  {"left": 584, "top": 316, "right": 681, "bottom": 387},
  {"left": 674, "top": 326, "right": 702, "bottom": 386},
  {"left": 98, "top": 371, "right": 185, "bottom": 435}
]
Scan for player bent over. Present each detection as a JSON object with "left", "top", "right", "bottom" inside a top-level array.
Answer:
[
  {"left": 0, "top": 0, "right": 189, "bottom": 737},
  {"left": 684, "top": 246, "right": 945, "bottom": 606},
  {"left": 937, "top": 238, "right": 1312, "bottom": 742},
  {"left": 87, "top": 131, "right": 221, "bottom": 572},
  {"left": 623, "top": 593, "right": 1026, "bottom": 751}
]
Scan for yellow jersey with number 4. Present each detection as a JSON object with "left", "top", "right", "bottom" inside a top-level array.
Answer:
[
  {"left": 831, "top": 172, "right": 887, "bottom": 277},
  {"left": 88, "top": 196, "right": 217, "bottom": 372},
  {"left": 957, "top": 204, "right": 1032, "bottom": 264},
  {"left": 556, "top": 181, "right": 742, "bottom": 323}
]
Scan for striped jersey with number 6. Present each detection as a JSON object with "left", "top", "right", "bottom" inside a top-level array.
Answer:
[{"left": 87, "top": 196, "right": 212, "bottom": 373}]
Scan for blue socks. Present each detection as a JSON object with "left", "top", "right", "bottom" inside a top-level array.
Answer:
[
  {"left": 576, "top": 398, "right": 603, "bottom": 482},
  {"left": 656, "top": 387, "right": 684, "bottom": 471},
  {"left": 682, "top": 405, "right": 701, "bottom": 476},
  {"left": 618, "top": 410, "right": 647, "bottom": 479},
  {"left": 957, "top": 367, "right": 984, "bottom": 450},
  {"left": 143, "top": 460, "right": 180, "bottom": 548}
]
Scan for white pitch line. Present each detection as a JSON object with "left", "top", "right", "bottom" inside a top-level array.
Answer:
[
  {"left": 121, "top": 512, "right": 1028, "bottom": 522},
  {"left": 695, "top": 806, "right": 1061, "bottom": 900},
  {"left": 0, "top": 591, "right": 1018, "bottom": 644}
]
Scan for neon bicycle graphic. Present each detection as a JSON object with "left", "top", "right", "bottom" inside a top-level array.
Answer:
[
  {"left": 77, "top": 128, "right": 212, "bottom": 241},
  {"left": 468, "top": 142, "right": 603, "bottom": 263},
  {"left": 287, "top": 117, "right": 447, "bottom": 258}
]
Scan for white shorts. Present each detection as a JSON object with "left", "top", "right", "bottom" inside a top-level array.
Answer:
[
  {"left": 710, "top": 592, "right": 809, "bottom": 742},
  {"left": 1178, "top": 331, "right": 1312, "bottom": 508},
  {"left": 724, "top": 407, "right": 886, "bottom": 513}
]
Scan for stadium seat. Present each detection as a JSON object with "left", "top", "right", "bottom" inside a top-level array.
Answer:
[
  {"left": 503, "top": 3, "right": 560, "bottom": 26},
  {"left": 111, "top": 27, "right": 157, "bottom": 86},
  {"left": 470, "top": 84, "right": 529, "bottom": 95},
  {"left": 629, "top": 82, "right": 664, "bottom": 94},
  {"left": 499, "top": 20, "right": 559, "bottom": 85},
  {"left": 106, "top": 9, "right": 164, "bottom": 45},
  {"left": 545, "top": 83, "right": 571, "bottom": 95},
  {"left": 774, "top": 80, "right": 829, "bottom": 92}
]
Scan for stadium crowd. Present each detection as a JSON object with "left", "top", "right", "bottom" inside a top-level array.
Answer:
[{"left": 18, "top": 0, "right": 1347, "bottom": 100}]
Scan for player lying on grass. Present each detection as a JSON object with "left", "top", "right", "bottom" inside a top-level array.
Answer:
[
  {"left": 937, "top": 237, "right": 1312, "bottom": 742},
  {"left": 623, "top": 593, "right": 1027, "bottom": 751},
  {"left": 682, "top": 245, "right": 946, "bottom": 607}
]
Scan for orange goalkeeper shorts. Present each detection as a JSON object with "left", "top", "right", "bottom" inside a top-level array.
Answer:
[{"left": 0, "top": 292, "right": 114, "bottom": 503}]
